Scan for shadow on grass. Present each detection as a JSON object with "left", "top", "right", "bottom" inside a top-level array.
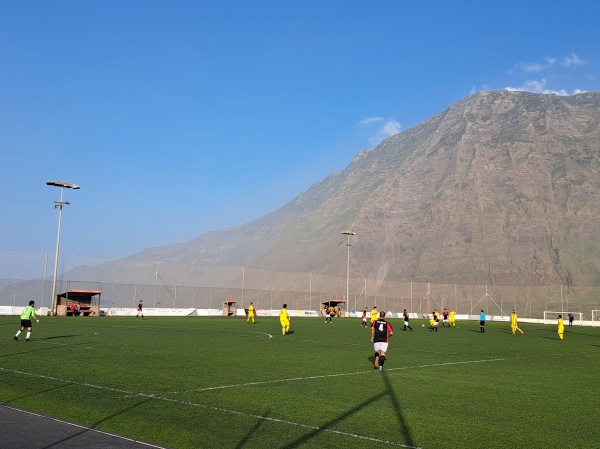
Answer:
[
  {"left": 2, "top": 373, "right": 165, "bottom": 448},
  {"left": 567, "top": 331, "right": 600, "bottom": 338},
  {"left": 40, "top": 335, "right": 81, "bottom": 340},
  {"left": 381, "top": 369, "right": 417, "bottom": 448},
  {"left": 4, "top": 381, "right": 72, "bottom": 403},
  {"left": 234, "top": 408, "right": 271, "bottom": 449},
  {"left": 278, "top": 370, "right": 417, "bottom": 449},
  {"left": 38, "top": 396, "right": 158, "bottom": 449},
  {"left": 0, "top": 340, "right": 91, "bottom": 358}
]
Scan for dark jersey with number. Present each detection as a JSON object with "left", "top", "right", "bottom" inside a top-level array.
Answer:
[
  {"left": 372, "top": 319, "right": 393, "bottom": 343},
  {"left": 403, "top": 312, "right": 410, "bottom": 322}
]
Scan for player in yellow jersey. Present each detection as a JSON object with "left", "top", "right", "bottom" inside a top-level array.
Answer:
[
  {"left": 247, "top": 302, "right": 255, "bottom": 324},
  {"left": 429, "top": 314, "right": 438, "bottom": 332},
  {"left": 279, "top": 304, "right": 290, "bottom": 335},
  {"left": 370, "top": 306, "right": 378, "bottom": 325},
  {"left": 510, "top": 310, "right": 524, "bottom": 334},
  {"left": 449, "top": 309, "right": 456, "bottom": 327},
  {"left": 557, "top": 315, "right": 564, "bottom": 340}
]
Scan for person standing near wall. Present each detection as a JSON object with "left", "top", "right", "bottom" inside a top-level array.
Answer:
[
  {"left": 279, "top": 304, "right": 290, "bottom": 335},
  {"left": 136, "top": 300, "right": 144, "bottom": 320},
  {"left": 558, "top": 314, "right": 564, "bottom": 340},
  {"left": 14, "top": 300, "right": 39, "bottom": 342},
  {"left": 479, "top": 310, "right": 486, "bottom": 333},
  {"left": 510, "top": 310, "right": 525, "bottom": 335},
  {"left": 247, "top": 302, "right": 255, "bottom": 324}
]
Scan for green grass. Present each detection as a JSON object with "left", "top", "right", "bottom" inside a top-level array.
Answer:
[{"left": 1, "top": 316, "right": 599, "bottom": 449}]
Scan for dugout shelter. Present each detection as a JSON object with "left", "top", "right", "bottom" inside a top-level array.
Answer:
[
  {"left": 321, "top": 300, "right": 346, "bottom": 317},
  {"left": 56, "top": 289, "right": 102, "bottom": 316},
  {"left": 222, "top": 300, "right": 237, "bottom": 317}
]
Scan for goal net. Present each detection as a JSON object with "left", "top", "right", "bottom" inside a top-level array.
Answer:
[
  {"left": 543, "top": 311, "right": 582, "bottom": 325},
  {"left": 592, "top": 310, "right": 600, "bottom": 327}
]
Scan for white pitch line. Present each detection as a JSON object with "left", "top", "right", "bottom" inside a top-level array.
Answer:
[
  {"left": 0, "top": 359, "right": 506, "bottom": 448},
  {"left": 0, "top": 366, "right": 418, "bottom": 448},
  {"left": 246, "top": 331, "right": 273, "bottom": 338},
  {"left": 159, "top": 357, "right": 507, "bottom": 395}
]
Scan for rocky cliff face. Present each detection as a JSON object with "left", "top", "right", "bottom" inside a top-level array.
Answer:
[
  {"left": 69, "top": 90, "right": 600, "bottom": 288},
  {"left": 350, "top": 91, "right": 600, "bottom": 287}
]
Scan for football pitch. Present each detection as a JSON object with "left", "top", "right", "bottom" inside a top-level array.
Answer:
[{"left": 1, "top": 315, "right": 598, "bottom": 449}]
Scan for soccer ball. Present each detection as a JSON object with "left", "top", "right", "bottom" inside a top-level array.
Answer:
[{"left": 421, "top": 324, "right": 425, "bottom": 328}]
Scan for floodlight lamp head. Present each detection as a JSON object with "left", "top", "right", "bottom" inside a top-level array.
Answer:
[{"left": 46, "top": 180, "right": 80, "bottom": 189}]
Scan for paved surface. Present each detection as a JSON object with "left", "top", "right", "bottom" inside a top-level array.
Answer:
[{"left": 0, "top": 404, "right": 171, "bottom": 449}]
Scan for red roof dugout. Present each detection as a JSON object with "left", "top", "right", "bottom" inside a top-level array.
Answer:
[{"left": 56, "top": 289, "right": 103, "bottom": 316}]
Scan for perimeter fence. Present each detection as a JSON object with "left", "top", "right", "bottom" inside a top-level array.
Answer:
[
  {"left": 2, "top": 276, "right": 600, "bottom": 320},
  {"left": 2, "top": 250, "right": 600, "bottom": 318}
]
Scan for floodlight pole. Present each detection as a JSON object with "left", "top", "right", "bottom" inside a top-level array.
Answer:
[
  {"left": 47, "top": 180, "right": 80, "bottom": 315},
  {"left": 341, "top": 230, "right": 356, "bottom": 315}
]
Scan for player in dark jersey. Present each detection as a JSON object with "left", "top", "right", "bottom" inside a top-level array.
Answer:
[
  {"left": 136, "top": 300, "right": 144, "bottom": 320},
  {"left": 371, "top": 311, "right": 394, "bottom": 370},
  {"left": 361, "top": 307, "right": 368, "bottom": 327},
  {"left": 402, "top": 309, "right": 413, "bottom": 331},
  {"left": 442, "top": 308, "right": 450, "bottom": 327}
]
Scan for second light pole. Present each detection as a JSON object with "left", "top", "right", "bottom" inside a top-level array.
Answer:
[{"left": 341, "top": 230, "right": 356, "bottom": 314}]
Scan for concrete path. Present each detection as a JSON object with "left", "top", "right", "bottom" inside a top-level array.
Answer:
[{"left": 0, "top": 404, "right": 171, "bottom": 449}]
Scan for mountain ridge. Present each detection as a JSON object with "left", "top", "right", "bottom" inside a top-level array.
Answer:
[{"left": 68, "top": 90, "right": 600, "bottom": 290}]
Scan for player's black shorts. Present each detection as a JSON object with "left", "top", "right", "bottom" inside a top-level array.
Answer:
[
  {"left": 21, "top": 319, "right": 32, "bottom": 328},
  {"left": 480, "top": 320, "right": 485, "bottom": 326}
]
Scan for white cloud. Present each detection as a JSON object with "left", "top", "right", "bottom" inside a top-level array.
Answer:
[
  {"left": 358, "top": 117, "right": 402, "bottom": 145},
  {"left": 563, "top": 52, "right": 587, "bottom": 67},
  {"left": 503, "top": 78, "right": 583, "bottom": 96},
  {"left": 470, "top": 84, "right": 491, "bottom": 94},
  {"left": 381, "top": 120, "right": 401, "bottom": 136},
  {"left": 512, "top": 57, "right": 557, "bottom": 74},
  {"left": 477, "top": 53, "right": 589, "bottom": 97},
  {"left": 510, "top": 54, "right": 584, "bottom": 75},
  {"left": 521, "top": 62, "right": 546, "bottom": 73},
  {"left": 358, "top": 117, "right": 383, "bottom": 125}
]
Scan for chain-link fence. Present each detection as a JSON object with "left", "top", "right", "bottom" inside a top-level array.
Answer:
[
  {"left": 2, "top": 276, "right": 600, "bottom": 319},
  {"left": 2, "top": 250, "right": 600, "bottom": 317}
]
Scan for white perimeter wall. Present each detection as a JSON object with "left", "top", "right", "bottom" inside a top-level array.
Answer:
[{"left": 0, "top": 306, "right": 595, "bottom": 326}]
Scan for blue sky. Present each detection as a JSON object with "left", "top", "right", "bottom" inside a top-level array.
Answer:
[{"left": 1, "top": 1, "right": 598, "bottom": 278}]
